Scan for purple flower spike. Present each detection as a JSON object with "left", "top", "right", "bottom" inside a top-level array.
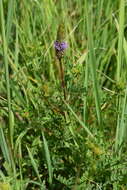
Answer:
[{"left": 54, "top": 41, "right": 68, "bottom": 52}]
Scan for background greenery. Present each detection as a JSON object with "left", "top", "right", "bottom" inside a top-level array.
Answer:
[{"left": 0, "top": 0, "right": 127, "bottom": 189}]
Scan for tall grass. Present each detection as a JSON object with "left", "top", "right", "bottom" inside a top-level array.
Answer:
[
  {"left": 0, "top": 0, "right": 15, "bottom": 167},
  {"left": 85, "top": 0, "right": 102, "bottom": 126},
  {"left": 115, "top": 0, "right": 126, "bottom": 152},
  {"left": 0, "top": 0, "right": 127, "bottom": 189}
]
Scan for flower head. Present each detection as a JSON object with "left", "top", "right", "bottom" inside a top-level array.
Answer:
[
  {"left": 54, "top": 41, "right": 68, "bottom": 59},
  {"left": 54, "top": 41, "right": 68, "bottom": 51}
]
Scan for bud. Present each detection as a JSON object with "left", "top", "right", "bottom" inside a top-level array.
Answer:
[{"left": 57, "top": 23, "right": 66, "bottom": 42}]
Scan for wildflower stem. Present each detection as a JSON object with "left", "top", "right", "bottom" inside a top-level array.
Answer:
[{"left": 59, "top": 58, "right": 66, "bottom": 100}]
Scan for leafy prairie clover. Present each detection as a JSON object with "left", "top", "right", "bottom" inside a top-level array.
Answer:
[
  {"left": 54, "top": 23, "right": 68, "bottom": 100},
  {"left": 54, "top": 24, "right": 68, "bottom": 59}
]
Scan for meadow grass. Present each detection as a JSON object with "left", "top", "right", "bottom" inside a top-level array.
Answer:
[{"left": 0, "top": 0, "right": 127, "bottom": 189}]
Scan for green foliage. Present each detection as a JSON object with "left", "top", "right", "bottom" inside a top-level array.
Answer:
[{"left": 0, "top": 0, "right": 127, "bottom": 189}]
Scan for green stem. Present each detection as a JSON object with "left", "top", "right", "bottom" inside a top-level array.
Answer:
[{"left": 83, "top": 55, "right": 89, "bottom": 124}]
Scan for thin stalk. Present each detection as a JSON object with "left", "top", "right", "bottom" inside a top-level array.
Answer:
[
  {"left": 59, "top": 58, "right": 67, "bottom": 100},
  {"left": 83, "top": 55, "right": 89, "bottom": 123},
  {"left": 116, "top": 0, "right": 125, "bottom": 82},
  {"left": 119, "top": 87, "right": 127, "bottom": 149}
]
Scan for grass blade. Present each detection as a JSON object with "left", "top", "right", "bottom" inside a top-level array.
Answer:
[
  {"left": 116, "top": 0, "right": 125, "bottom": 81},
  {"left": 64, "top": 100, "right": 94, "bottom": 139},
  {"left": 26, "top": 146, "right": 42, "bottom": 183},
  {"left": 42, "top": 132, "right": 53, "bottom": 185},
  {"left": 0, "top": 122, "right": 11, "bottom": 168}
]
